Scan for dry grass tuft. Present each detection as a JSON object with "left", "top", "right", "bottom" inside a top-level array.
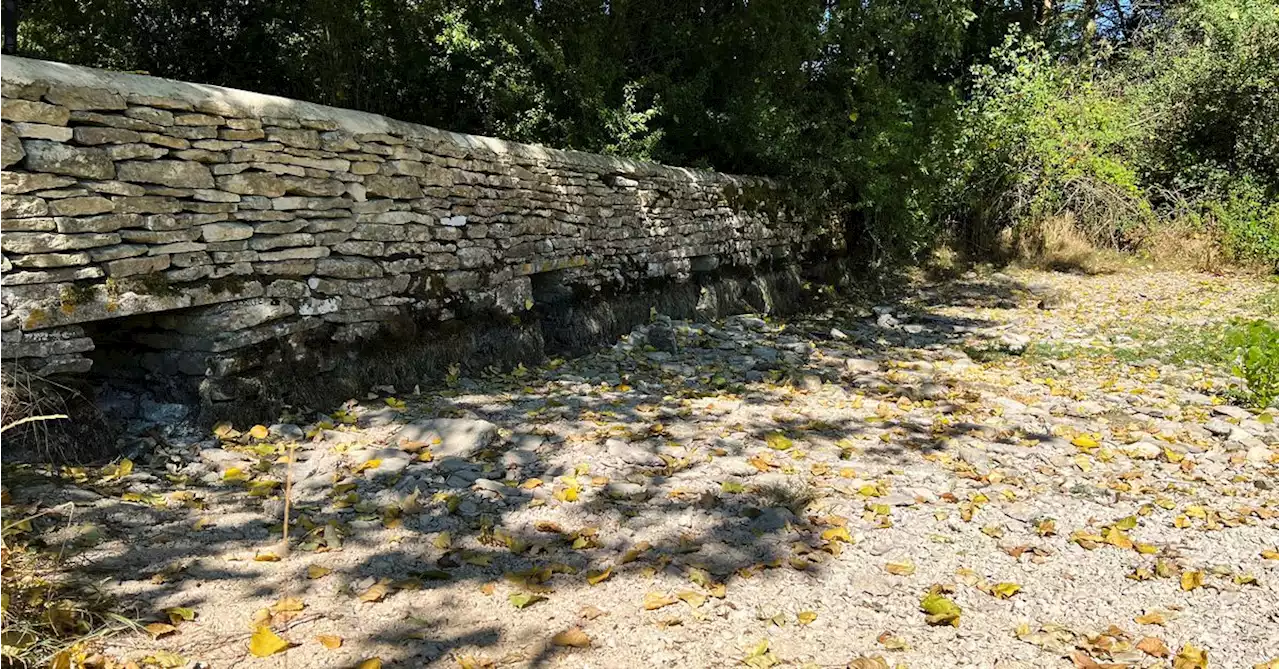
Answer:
[
  {"left": 1, "top": 489, "right": 140, "bottom": 667},
  {"left": 1008, "top": 215, "right": 1131, "bottom": 274},
  {"left": 1, "top": 368, "right": 115, "bottom": 463}
]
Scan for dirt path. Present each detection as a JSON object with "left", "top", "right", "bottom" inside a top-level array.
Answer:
[{"left": 6, "top": 268, "right": 1277, "bottom": 668}]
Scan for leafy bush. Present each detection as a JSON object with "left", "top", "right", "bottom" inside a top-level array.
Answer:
[
  {"left": 946, "top": 0, "right": 1278, "bottom": 267},
  {"left": 947, "top": 36, "right": 1152, "bottom": 250},
  {"left": 1224, "top": 318, "right": 1279, "bottom": 408},
  {"left": 1203, "top": 181, "right": 1280, "bottom": 265}
]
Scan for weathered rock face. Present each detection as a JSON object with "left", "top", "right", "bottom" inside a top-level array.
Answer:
[{"left": 1, "top": 56, "right": 831, "bottom": 421}]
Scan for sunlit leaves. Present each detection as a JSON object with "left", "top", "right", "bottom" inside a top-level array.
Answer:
[
  {"left": 492, "top": 586, "right": 542, "bottom": 609},
  {"left": 551, "top": 627, "right": 591, "bottom": 647},
  {"left": 920, "top": 589, "right": 961, "bottom": 626},
  {"left": 642, "top": 592, "right": 678, "bottom": 610},
  {"left": 765, "top": 432, "right": 793, "bottom": 451},
  {"left": 248, "top": 626, "right": 290, "bottom": 657},
  {"left": 884, "top": 561, "right": 915, "bottom": 576},
  {"left": 359, "top": 580, "right": 393, "bottom": 603},
  {"left": 1173, "top": 644, "right": 1209, "bottom": 669}
]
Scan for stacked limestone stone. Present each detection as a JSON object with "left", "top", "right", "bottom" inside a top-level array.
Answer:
[{"left": 1, "top": 57, "right": 811, "bottom": 409}]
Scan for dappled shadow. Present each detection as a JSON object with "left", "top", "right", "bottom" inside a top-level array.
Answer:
[{"left": 3, "top": 271, "right": 1053, "bottom": 667}]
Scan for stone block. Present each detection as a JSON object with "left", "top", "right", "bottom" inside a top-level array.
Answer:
[
  {"left": 2, "top": 194, "right": 48, "bottom": 218},
  {"left": 21, "top": 139, "right": 114, "bottom": 179},
  {"left": 72, "top": 126, "right": 141, "bottom": 145},
  {"left": 113, "top": 195, "right": 182, "bottom": 214},
  {"left": 281, "top": 176, "right": 344, "bottom": 197},
  {"left": 105, "top": 254, "right": 170, "bottom": 277},
  {"left": 252, "top": 260, "right": 317, "bottom": 276},
  {"left": 83, "top": 180, "right": 146, "bottom": 196},
  {"left": 350, "top": 224, "right": 405, "bottom": 242},
  {"left": 105, "top": 143, "right": 169, "bottom": 160},
  {"left": 174, "top": 113, "right": 224, "bottom": 126},
  {"left": 192, "top": 188, "right": 241, "bottom": 203},
  {"left": 316, "top": 256, "right": 383, "bottom": 279},
  {"left": 2, "top": 99, "right": 70, "bottom": 125},
  {"left": 1, "top": 231, "right": 120, "bottom": 253},
  {"left": 116, "top": 160, "right": 215, "bottom": 188},
  {"left": 219, "top": 128, "right": 264, "bottom": 141},
  {"left": 2, "top": 266, "right": 104, "bottom": 285},
  {"left": 265, "top": 127, "right": 320, "bottom": 149},
  {"left": 256, "top": 247, "right": 328, "bottom": 261},
  {"left": 138, "top": 132, "right": 189, "bottom": 149},
  {"left": 148, "top": 241, "right": 206, "bottom": 255},
  {"left": 200, "top": 222, "right": 254, "bottom": 242},
  {"left": 8, "top": 252, "right": 91, "bottom": 268},
  {"left": 363, "top": 175, "right": 422, "bottom": 199},
  {"left": 265, "top": 279, "right": 308, "bottom": 299},
  {"left": 125, "top": 94, "right": 192, "bottom": 111},
  {"left": 156, "top": 298, "right": 295, "bottom": 334},
  {"left": 172, "top": 148, "right": 227, "bottom": 163},
  {"left": 55, "top": 213, "right": 140, "bottom": 233},
  {"left": 88, "top": 244, "right": 148, "bottom": 261},
  {"left": 1, "top": 128, "right": 23, "bottom": 168},
  {"left": 11, "top": 122, "right": 73, "bottom": 141},
  {"left": 271, "top": 196, "right": 349, "bottom": 211},
  {"left": 217, "top": 172, "right": 287, "bottom": 196},
  {"left": 44, "top": 85, "right": 126, "bottom": 110},
  {"left": 48, "top": 195, "right": 114, "bottom": 216},
  {"left": 120, "top": 228, "right": 199, "bottom": 244},
  {"left": 2, "top": 172, "right": 75, "bottom": 194},
  {"left": 125, "top": 107, "right": 176, "bottom": 126},
  {"left": 1, "top": 216, "right": 55, "bottom": 232},
  {"left": 332, "top": 241, "right": 383, "bottom": 256}
]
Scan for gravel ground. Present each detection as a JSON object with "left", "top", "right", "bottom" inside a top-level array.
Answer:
[{"left": 7, "top": 268, "right": 1278, "bottom": 669}]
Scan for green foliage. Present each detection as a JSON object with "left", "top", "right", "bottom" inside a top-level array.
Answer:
[
  {"left": 1202, "top": 180, "right": 1280, "bottom": 265},
  {"left": 1224, "top": 319, "right": 1279, "bottom": 408},
  {"left": 945, "top": 0, "right": 1278, "bottom": 265},
  {"left": 950, "top": 35, "right": 1150, "bottom": 246}
]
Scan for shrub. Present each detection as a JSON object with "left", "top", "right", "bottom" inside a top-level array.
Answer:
[
  {"left": 949, "top": 35, "right": 1151, "bottom": 251},
  {"left": 1224, "top": 318, "right": 1279, "bottom": 408}
]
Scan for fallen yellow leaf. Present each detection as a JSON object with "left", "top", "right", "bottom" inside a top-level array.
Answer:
[
  {"left": 797, "top": 611, "right": 818, "bottom": 625},
  {"left": 508, "top": 592, "right": 546, "bottom": 609},
  {"left": 248, "top": 425, "right": 269, "bottom": 440},
  {"left": 551, "top": 627, "right": 592, "bottom": 648},
  {"left": 989, "top": 582, "right": 1021, "bottom": 599},
  {"left": 1137, "top": 636, "right": 1170, "bottom": 658},
  {"left": 884, "top": 561, "right": 915, "bottom": 576},
  {"left": 316, "top": 635, "right": 342, "bottom": 649},
  {"left": 643, "top": 592, "right": 678, "bottom": 610},
  {"left": 920, "top": 591, "right": 961, "bottom": 627},
  {"left": 1134, "top": 610, "right": 1168, "bottom": 625},
  {"left": 1072, "top": 435, "right": 1099, "bottom": 449},
  {"left": 248, "top": 626, "right": 290, "bottom": 657},
  {"left": 1180, "top": 571, "right": 1204, "bottom": 591},
  {"left": 821, "top": 527, "right": 852, "bottom": 543},
  {"left": 676, "top": 591, "right": 707, "bottom": 609},
  {"left": 359, "top": 581, "right": 392, "bottom": 603},
  {"left": 1173, "top": 643, "right": 1209, "bottom": 669},
  {"left": 144, "top": 622, "right": 177, "bottom": 639},
  {"left": 307, "top": 565, "right": 332, "bottom": 579},
  {"left": 269, "top": 597, "right": 304, "bottom": 614}
]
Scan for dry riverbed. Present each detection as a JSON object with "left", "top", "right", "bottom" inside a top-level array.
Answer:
[{"left": 4, "top": 268, "right": 1277, "bottom": 668}]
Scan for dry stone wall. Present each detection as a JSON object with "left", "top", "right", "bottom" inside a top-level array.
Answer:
[{"left": 0, "top": 56, "right": 818, "bottom": 416}]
